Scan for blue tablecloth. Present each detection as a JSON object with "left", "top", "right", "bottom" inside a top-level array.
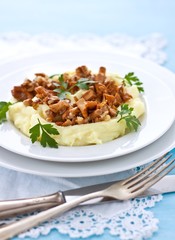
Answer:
[{"left": 0, "top": 0, "right": 174, "bottom": 239}]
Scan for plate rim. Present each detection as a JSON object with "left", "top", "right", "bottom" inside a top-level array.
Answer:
[{"left": 0, "top": 123, "right": 174, "bottom": 177}]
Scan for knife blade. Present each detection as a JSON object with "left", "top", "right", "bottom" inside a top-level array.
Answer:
[
  {"left": 0, "top": 175, "right": 174, "bottom": 218},
  {"left": 66, "top": 175, "right": 175, "bottom": 198}
]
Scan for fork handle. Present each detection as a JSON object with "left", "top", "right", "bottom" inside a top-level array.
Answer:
[
  {"left": 0, "top": 202, "right": 59, "bottom": 219},
  {"left": 0, "top": 190, "right": 103, "bottom": 240},
  {"left": 0, "top": 191, "right": 65, "bottom": 212}
]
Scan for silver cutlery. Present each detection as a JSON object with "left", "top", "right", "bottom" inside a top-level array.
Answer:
[
  {"left": 1, "top": 174, "right": 175, "bottom": 219},
  {"left": 0, "top": 153, "right": 174, "bottom": 240}
]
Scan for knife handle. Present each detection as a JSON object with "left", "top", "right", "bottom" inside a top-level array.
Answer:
[{"left": 0, "top": 192, "right": 66, "bottom": 218}]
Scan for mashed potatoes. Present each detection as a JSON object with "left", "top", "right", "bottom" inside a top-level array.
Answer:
[{"left": 8, "top": 66, "right": 145, "bottom": 146}]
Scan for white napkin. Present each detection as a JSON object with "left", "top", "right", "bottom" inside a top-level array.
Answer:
[{"left": 0, "top": 165, "right": 133, "bottom": 200}]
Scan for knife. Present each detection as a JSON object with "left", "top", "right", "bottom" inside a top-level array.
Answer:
[{"left": 0, "top": 175, "right": 174, "bottom": 218}]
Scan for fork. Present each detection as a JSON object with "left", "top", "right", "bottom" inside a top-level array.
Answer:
[{"left": 0, "top": 153, "right": 174, "bottom": 240}]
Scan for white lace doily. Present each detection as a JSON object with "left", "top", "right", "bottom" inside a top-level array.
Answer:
[
  {"left": 0, "top": 195, "right": 162, "bottom": 240},
  {"left": 0, "top": 32, "right": 167, "bottom": 240}
]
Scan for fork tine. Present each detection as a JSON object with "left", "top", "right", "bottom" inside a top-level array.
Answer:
[
  {"left": 130, "top": 164, "right": 175, "bottom": 198},
  {"left": 122, "top": 153, "right": 172, "bottom": 185},
  {"left": 126, "top": 154, "right": 173, "bottom": 188},
  {"left": 129, "top": 158, "right": 175, "bottom": 193}
]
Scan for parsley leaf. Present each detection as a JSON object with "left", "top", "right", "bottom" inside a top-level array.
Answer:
[
  {"left": 29, "top": 119, "right": 59, "bottom": 148},
  {"left": 117, "top": 104, "right": 141, "bottom": 132},
  {"left": 41, "top": 123, "right": 60, "bottom": 135},
  {"left": 53, "top": 74, "right": 70, "bottom": 100},
  {"left": 54, "top": 88, "right": 70, "bottom": 100},
  {"left": 40, "top": 131, "right": 58, "bottom": 148},
  {"left": 58, "top": 74, "right": 68, "bottom": 90},
  {"left": 53, "top": 75, "right": 95, "bottom": 99},
  {"left": 49, "top": 74, "right": 61, "bottom": 79},
  {"left": 75, "top": 78, "right": 94, "bottom": 90},
  {"left": 0, "top": 101, "right": 12, "bottom": 124},
  {"left": 123, "top": 72, "right": 144, "bottom": 93},
  {"left": 29, "top": 124, "right": 40, "bottom": 143}
]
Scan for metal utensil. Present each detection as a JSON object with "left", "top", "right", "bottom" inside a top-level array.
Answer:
[
  {"left": 1, "top": 174, "right": 175, "bottom": 219},
  {"left": 0, "top": 153, "right": 174, "bottom": 240}
]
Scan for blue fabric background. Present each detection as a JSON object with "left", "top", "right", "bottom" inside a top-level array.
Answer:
[{"left": 0, "top": 0, "right": 175, "bottom": 70}]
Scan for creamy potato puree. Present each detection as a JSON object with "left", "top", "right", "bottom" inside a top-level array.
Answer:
[{"left": 8, "top": 85, "right": 145, "bottom": 146}]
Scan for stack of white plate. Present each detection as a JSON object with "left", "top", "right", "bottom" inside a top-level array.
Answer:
[{"left": 0, "top": 52, "right": 174, "bottom": 177}]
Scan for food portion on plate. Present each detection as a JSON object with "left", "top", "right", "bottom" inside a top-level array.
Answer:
[{"left": 0, "top": 65, "right": 145, "bottom": 148}]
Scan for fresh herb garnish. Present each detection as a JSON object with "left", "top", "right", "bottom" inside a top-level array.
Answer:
[
  {"left": 29, "top": 119, "right": 59, "bottom": 148},
  {"left": 123, "top": 72, "right": 144, "bottom": 93},
  {"left": 117, "top": 104, "right": 141, "bottom": 132},
  {"left": 49, "top": 74, "right": 61, "bottom": 79},
  {"left": 0, "top": 101, "right": 12, "bottom": 124},
  {"left": 53, "top": 75, "right": 94, "bottom": 99},
  {"left": 75, "top": 78, "right": 93, "bottom": 90},
  {"left": 53, "top": 74, "right": 70, "bottom": 99}
]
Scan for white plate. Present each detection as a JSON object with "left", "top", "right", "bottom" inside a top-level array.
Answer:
[
  {"left": 0, "top": 52, "right": 175, "bottom": 162},
  {"left": 0, "top": 119, "right": 174, "bottom": 177},
  {"left": 0, "top": 53, "right": 174, "bottom": 177}
]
